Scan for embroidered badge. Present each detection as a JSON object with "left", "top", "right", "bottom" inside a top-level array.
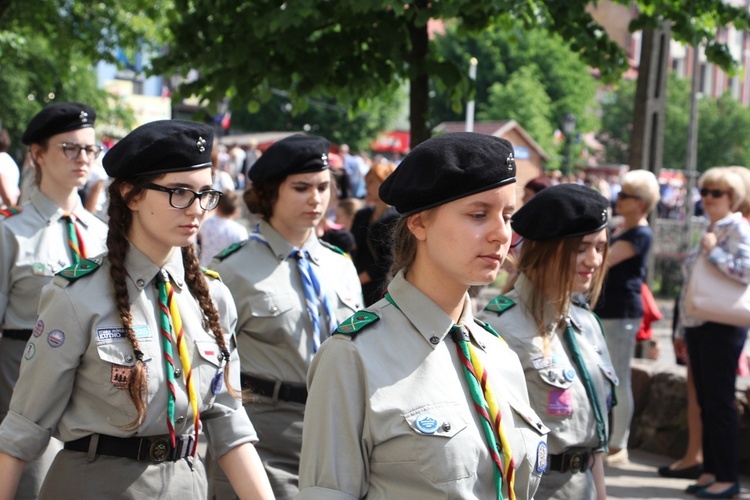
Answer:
[
  {"left": 58, "top": 259, "right": 100, "bottom": 280},
  {"left": 211, "top": 372, "right": 223, "bottom": 395},
  {"left": 535, "top": 441, "right": 548, "bottom": 474},
  {"left": 33, "top": 320, "right": 44, "bottom": 338},
  {"left": 111, "top": 364, "right": 133, "bottom": 389},
  {"left": 484, "top": 295, "right": 515, "bottom": 314},
  {"left": 47, "top": 329, "right": 65, "bottom": 348},
  {"left": 335, "top": 311, "right": 379, "bottom": 335},
  {"left": 563, "top": 367, "right": 577, "bottom": 382},
  {"left": 96, "top": 325, "right": 150, "bottom": 343},
  {"left": 415, "top": 412, "right": 440, "bottom": 434},
  {"left": 24, "top": 342, "right": 35, "bottom": 360},
  {"left": 547, "top": 388, "right": 573, "bottom": 416},
  {"left": 532, "top": 356, "right": 554, "bottom": 370},
  {"left": 32, "top": 263, "right": 50, "bottom": 276}
]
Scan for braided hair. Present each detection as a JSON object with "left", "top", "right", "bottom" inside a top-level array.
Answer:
[{"left": 107, "top": 174, "right": 236, "bottom": 428}]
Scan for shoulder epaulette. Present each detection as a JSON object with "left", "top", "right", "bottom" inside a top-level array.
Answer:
[
  {"left": 335, "top": 311, "right": 379, "bottom": 339},
  {"left": 474, "top": 318, "right": 509, "bottom": 346},
  {"left": 200, "top": 267, "right": 221, "bottom": 281},
  {"left": 213, "top": 240, "right": 247, "bottom": 261},
  {"left": 572, "top": 296, "right": 591, "bottom": 310},
  {"left": 57, "top": 258, "right": 100, "bottom": 280},
  {"left": 483, "top": 295, "right": 516, "bottom": 315},
  {"left": 0, "top": 206, "right": 22, "bottom": 218},
  {"left": 320, "top": 240, "right": 348, "bottom": 258}
]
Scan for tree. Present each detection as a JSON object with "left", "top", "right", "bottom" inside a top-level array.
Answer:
[{"left": 154, "top": 0, "right": 750, "bottom": 148}]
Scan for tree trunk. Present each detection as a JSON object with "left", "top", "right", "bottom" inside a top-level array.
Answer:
[{"left": 407, "top": 10, "right": 430, "bottom": 148}]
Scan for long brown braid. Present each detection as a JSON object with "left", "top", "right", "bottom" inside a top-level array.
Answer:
[{"left": 181, "top": 244, "right": 238, "bottom": 397}]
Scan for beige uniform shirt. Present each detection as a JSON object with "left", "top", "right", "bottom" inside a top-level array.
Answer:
[
  {"left": 0, "top": 190, "right": 108, "bottom": 330},
  {"left": 477, "top": 275, "right": 618, "bottom": 500},
  {"left": 210, "top": 220, "right": 362, "bottom": 383},
  {"left": 298, "top": 270, "right": 549, "bottom": 500},
  {"left": 0, "top": 246, "right": 256, "bottom": 462}
]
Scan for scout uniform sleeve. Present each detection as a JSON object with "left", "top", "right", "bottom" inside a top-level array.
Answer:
[
  {"left": 0, "top": 281, "right": 87, "bottom": 460},
  {"left": 0, "top": 222, "right": 18, "bottom": 319},
  {"left": 298, "top": 336, "right": 370, "bottom": 500}
]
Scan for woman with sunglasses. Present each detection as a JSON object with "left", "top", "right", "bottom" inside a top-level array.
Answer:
[
  {"left": 676, "top": 167, "right": 750, "bottom": 498},
  {"left": 298, "top": 133, "right": 548, "bottom": 500},
  {"left": 592, "top": 169, "right": 660, "bottom": 466},
  {"left": 478, "top": 184, "right": 617, "bottom": 500},
  {"left": 0, "top": 120, "right": 273, "bottom": 499},
  {"left": 207, "top": 134, "right": 362, "bottom": 499},
  {"left": 0, "top": 103, "right": 109, "bottom": 498}
]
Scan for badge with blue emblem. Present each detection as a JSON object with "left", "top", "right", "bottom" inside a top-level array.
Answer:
[
  {"left": 211, "top": 372, "right": 223, "bottom": 395},
  {"left": 415, "top": 412, "right": 440, "bottom": 434},
  {"left": 536, "top": 441, "right": 548, "bottom": 474},
  {"left": 563, "top": 367, "right": 577, "bottom": 382}
]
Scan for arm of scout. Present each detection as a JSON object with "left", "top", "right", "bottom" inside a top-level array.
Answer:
[
  {"left": 298, "top": 337, "right": 369, "bottom": 500},
  {"left": 218, "top": 442, "right": 274, "bottom": 500},
  {"left": 592, "top": 452, "right": 607, "bottom": 500},
  {"left": 0, "top": 452, "right": 25, "bottom": 500}
]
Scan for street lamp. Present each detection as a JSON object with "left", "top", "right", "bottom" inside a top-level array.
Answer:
[
  {"left": 561, "top": 113, "right": 577, "bottom": 177},
  {"left": 465, "top": 57, "right": 478, "bottom": 132}
]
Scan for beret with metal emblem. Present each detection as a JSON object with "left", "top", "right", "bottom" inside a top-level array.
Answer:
[
  {"left": 511, "top": 183, "right": 609, "bottom": 241},
  {"left": 379, "top": 132, "right": 517, "bottom": 217},
  {"left": 102, "top": 120, "right": 214, "bottom": 179},
  {"left": 248, "top": 134, "right": 330, "bottom": 183},
  {"left": 22, "top": 102, "right": 96, "bottom": 145}
]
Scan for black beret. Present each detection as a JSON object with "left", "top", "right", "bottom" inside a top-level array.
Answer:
[
  {"left": 379, "top": 132, "right": 516, "bottom": 216},
  {"left": 22, "top": 102, "right": 96, "bottom": 145},
  {"left": 248, "top": 134, "right": 330, "bottom": 183},
  {"left": 512, "top": 184, "right": 609, "bottom": 241},
  {"left": 103, "top": 120, "right": 214, "bottom": 179}
]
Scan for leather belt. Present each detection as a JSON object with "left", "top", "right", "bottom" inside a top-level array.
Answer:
[
  {"left": 3, "top": 329, "right": 32, "bottom": 341},
  {"left": 64, "top": 434, "right": 194, "bottom": 464},
  {"left": 547, "top": 448, "right": 593, "bottom": 474},
  {"left": 241, "top": 374, "right": 307, "bottom": 404}
]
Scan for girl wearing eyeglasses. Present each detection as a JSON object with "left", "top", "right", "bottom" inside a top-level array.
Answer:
[
  {"left": 0, "top": 103, "right": 109, "bottom": 498},
  {"left": 676, "top": 167, "right": 750, "bottom": 498},
  {"left": 0, "top": 120, "right": 273, "bottom": 499}
]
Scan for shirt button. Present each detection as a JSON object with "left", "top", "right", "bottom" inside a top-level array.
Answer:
[
  {"left": 270, "top": 306, "right": 278, "bottom": 313},
  {"left": 136, "top": 279, "right": 145, "bottom": 288},
  {"left": 125, "top": 354, "right": 133, "bottom": 363},
  {"left": 442, "top": 422, "right": 451, "bottom": 432},
  {"left": 176, "top": 415, "right": 185, "bottom": 424},
  {"left": 174, "top": 368, "right": 182, "bottom": 378},
  {"left": 429, "top": 336, "right": 440, "bottom": 345}
]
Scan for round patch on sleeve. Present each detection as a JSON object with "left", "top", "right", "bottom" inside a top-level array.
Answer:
[
  {"left": 24, "top": 343, "right": 36, "bottom": 360},
  {"left": 47, "top": 329, "right": 65, "bottom": 348},
  {"left": 536, "top": 441, "right": 548, "bottom": 474},
  {"left": 211, "top": 372, "right": 223, "bottom": 395},
  {"left": 33, "top": 320, "right": 44, "bottom": 338}
]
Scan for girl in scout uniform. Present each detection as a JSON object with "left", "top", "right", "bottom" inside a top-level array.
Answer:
[
  {"left": 477, "top": 183, "right": 617, "bottom": 500},
  {"left": 0, "top": 102, "right": 109, "bottom": 498},
  {"left": 298, "top": 132, "right": 549, "bottom": 500},
  {"left": 0, "top": 120, "right": 273, "bottom": 499},
  {"left": 207, "top": 134, "right": 362, "bottom": 500}
]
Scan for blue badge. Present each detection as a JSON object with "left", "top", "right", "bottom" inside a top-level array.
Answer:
[
  {"left": 96, "top": 325, "right": 151, "bottom": 343},
  {"left": 33, "top": 320, "right": 44, "bottom": 338},
  {"left": 607, "top": 391, "right": 613, "bottom": 411},
  {"left": 536, "top": 441, "right": 548, "bottom": 474},
  {"left": 47, "top": 329, "right": 64, "bottom": 348},
  {"left": 211, "top": 372, "right": 223, "bottom": 395},
  {"left": 563, "top": 367, "right": 576, "bottom": 382},
  {"left": 415, "top": 412, "right": 440, "bottom": 434}
]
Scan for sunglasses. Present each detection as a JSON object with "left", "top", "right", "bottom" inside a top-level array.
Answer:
[
  {"left": 699, "top": 188, "right": 728, "bottom": 199},
  {"left": 617, "top": 192, "right": 641, "bottom": 200}
]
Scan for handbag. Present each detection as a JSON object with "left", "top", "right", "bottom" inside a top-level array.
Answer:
[{"left": 684, "top": 255, "right": 750, "bottom": 327}]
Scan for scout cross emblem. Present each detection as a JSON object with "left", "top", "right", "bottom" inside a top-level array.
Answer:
[
  {"left": 321, "top": 153, "right": 328, "bottom": 167},
  {"left": 79, "top": 111, "right": 89, "bottom": 123},
  {"left": 506, "top": 152, "right": 516, "bottom": 172},
  {"left": 196, "top": 137, "right": 207, "bottom": 153}
]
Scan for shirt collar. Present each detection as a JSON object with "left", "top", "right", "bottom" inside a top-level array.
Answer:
[
  {"left": 258, "top": 219, "right": 325, "bottom": 265},
  {"left": 31, "top": 189, "right": 96, "bottom": 229},
  {"left": 124, "top": 244, "right": 186, "bottom": 297}
]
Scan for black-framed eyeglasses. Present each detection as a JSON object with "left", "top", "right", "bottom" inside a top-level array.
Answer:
[
  {"left": 144, "top": 183, "right": 223, "bottom": 210},
  {"left": 617, "top": 191, "right": 641, "bottom": 201},
  {"left": 699, "top": 188, "right": 728, "bottom": 199},
  {"left": 57, "top": 143, "right": 102, "bottom": 160}
]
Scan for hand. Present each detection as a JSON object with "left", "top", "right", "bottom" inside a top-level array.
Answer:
[
  {"left": 700, "top": 232, "right": 717, "bottom": 252},
  {"left": 673, "top": 337, "right": 688, "bottom": 363}
]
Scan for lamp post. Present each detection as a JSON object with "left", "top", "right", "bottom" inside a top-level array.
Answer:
[
  {"left": 561, "top": 113, "right": 577, "bottom": 177},
  {"left": 465, "top": 57, "right": 478, "bottom": 132}
]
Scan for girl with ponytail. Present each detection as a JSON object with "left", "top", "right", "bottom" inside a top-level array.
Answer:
[{"left": 0, "top": 120, "right": 273, "bottom": 499}]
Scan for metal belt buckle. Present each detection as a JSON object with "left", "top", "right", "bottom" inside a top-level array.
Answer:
[
  {"left": 148, "top": 437, "right": 171, "bottom": 464},
  {"left": 568, "top": 451, "right": 584, "bottom": 473}
]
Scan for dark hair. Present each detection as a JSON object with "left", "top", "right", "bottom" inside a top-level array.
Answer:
[
  {"left": 216, "top": 190, "right": 240, "bottom": 217},
  {"left": 0, "top": 129, "right": 10, "bottom": 153},
  {"left": 107, "top": 175, "right": 236, "bottom": 428},
  {"left": 243, "top": 178, "right": 283, "bottom": 220},
  {"left": 388, "top": 216, "right": 419, "bottom": 281}
]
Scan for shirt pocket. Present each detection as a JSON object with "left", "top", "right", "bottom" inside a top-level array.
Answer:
[
  {"left": 247, "top": 292, "right": 296, "bottom": 344},
  {"left": 334, "top": 288, "right": 360, "bottom": 313},
  {"left": 194, "top": 338, "right": 226, "bottom": 405},
  {"left": 401, "top": 402, "right": 474, "bottom": 483},
  {"left": 536, "top": 365, "right": 575, "bottom": 390}
]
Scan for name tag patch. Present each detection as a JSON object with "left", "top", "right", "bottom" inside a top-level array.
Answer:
[
  {"left": 547, "top": 388, "right": 573, "bottom": 416},
  {"left": 96, "top": 325, "right": 151, "bottom": 343}
]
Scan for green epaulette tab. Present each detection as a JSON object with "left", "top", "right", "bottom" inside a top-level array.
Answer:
[
  {"left": 320, "top": 240, "right": 348, "bottom": 258},
  {"left": 214, "top": 241, "right": 246, "bottom": 261},
  {"left": 483, "top": 295, "right": 516, "bottom": 315},
  {"left": 0, "top": 206, "right": 22, "bottom": 218},
  {"left": 57, "top": 259, "right": 100, "bottom": 280},
  {"left": 335, "top": 311, "right": 379, "bottom": 338},
  {"left": 201, "top": 267, "right": 221, "bottom": 281}
]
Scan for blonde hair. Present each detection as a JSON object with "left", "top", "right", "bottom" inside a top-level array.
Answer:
[
  {"left": 699, "top": 167, "right": 747, "bottom": 212},
  {"left": 726, "top": 166, "right": 750, "bottom": 217},
  {"left": 366, "top": 160, "right": 397, "bottom": 184},
  {"left": 621, "top": 169, "right": 660, "bottom": 213}
]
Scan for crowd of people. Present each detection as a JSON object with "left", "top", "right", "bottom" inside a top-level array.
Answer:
[{"left": 0, "top": 102, "right": 747, "bottom": 500}]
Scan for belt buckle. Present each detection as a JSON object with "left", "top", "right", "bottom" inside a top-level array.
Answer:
[
  {"left": 568, "top": 451, "right": 584, "bottom": 473},
  {"left": 148, "top": 437, "right": 171, "bottom": 464}
]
